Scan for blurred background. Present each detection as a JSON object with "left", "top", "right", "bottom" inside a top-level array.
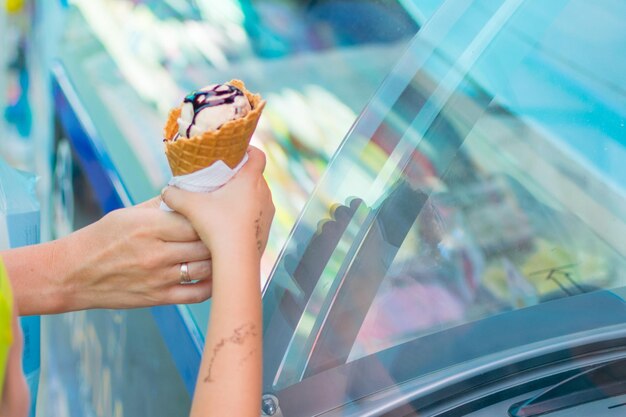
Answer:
[{"left": 2, "top": 1, "right": 625, "bottom": 416}]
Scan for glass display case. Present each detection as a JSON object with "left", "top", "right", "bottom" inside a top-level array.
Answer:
[
  {"left": 49, "top": 0, "right": 626, "bottom": 415},
  {"left": 260, "top": 0, "right": 626, "bottom": 415},
  {"left": 49, "top": 0, "right": 443, "bottom": 413}
]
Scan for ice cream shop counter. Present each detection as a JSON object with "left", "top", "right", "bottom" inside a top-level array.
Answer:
[{"left": 48, "top": 0, "right": 626, "bottom": 416}]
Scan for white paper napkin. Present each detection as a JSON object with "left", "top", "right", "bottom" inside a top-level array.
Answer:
[{"left": 160, "top": 153, "right": 248, "bottom": 211}]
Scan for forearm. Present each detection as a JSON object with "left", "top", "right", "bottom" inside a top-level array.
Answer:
[
  {"left": 1, "top": 223, "right": 105, "bottom": 315},
  {"left": 190, "top": 243, "right": 262, "bottom": 417},
  {"left": 1, "top": 238, "right": 75, "bottom": 315}
]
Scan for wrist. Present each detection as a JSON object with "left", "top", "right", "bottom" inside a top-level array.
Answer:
[
  {"left": 207, "top": 225, "right": 261, "bottom": 258},
  {"left": 46, "top": 236, "right": 83, "bottom": 313},
  {"left": 50, "top": 230, "right": 97, "bottom": 312},
  {"left": 211, "top": 238, "right": 261, "bottom": 281},
  {"left": 212, "top": 236, "right": 260, "bottom": 259}
]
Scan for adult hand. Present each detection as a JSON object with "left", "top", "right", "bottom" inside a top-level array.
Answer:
[
  {"left": 61, "top": 199, "right": 214, "bottom": 310},
  {"left": 161, "top": 146, "right": 275, "bottom": 260},
  {"left": 5, "top": 197, "right": 213, "bottom": 315}
]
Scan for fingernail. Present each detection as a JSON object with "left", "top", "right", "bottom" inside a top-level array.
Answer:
[{"left": 160, "top": 187, "right": 168, "bottom": 200}]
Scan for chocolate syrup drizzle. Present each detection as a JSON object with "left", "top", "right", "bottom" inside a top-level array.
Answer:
[{"left": 183, "top": 84, "right": 244, "bottom": 138}]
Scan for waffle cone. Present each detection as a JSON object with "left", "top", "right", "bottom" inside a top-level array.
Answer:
[{"left": 163, "top": 80, "right": 265, "bottom": 176}]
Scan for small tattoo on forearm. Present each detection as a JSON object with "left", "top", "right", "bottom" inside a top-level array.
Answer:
[
  {"left": 255, "top": 210, "right": 263, "bottom": 253},
  {"left": 239, "top": 348, "right": 256, "bottom": 366},
  {"left": 204, "top": 323, "right": 258, "bottom": 383}
]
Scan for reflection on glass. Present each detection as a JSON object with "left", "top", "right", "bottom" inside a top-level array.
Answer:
[
  {"left": 264, "top": 0, "right": 626, "bottom": 399},
  {"left": 242, "top": 0, "right": 419, "bottom": 57}
]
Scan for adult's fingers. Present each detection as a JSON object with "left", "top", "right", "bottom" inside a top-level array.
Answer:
[
  {"left": 166, "top": 279, "right": 213, "bottom": 304},
  {"left": 167, "top": 241, "right": 211, "bottom": 263},
  {"left": 153, "top": 210, "right": 202, "bottom": 241},
  {"left": 167, "top": 259, "right": 212, "bottom": 284}
]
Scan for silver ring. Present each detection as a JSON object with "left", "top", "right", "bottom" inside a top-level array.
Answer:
[{"left": 179, "top": 262, "right": 192, "bottom": 284}]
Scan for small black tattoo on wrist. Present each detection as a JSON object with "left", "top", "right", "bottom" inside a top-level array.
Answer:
[{"left": 204, "top": 323, "right": 258, "bottom": 383}]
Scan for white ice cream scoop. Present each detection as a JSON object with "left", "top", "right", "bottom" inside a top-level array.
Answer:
[{"left": 177, "top": 83, "right": 252, "bottom": 139}]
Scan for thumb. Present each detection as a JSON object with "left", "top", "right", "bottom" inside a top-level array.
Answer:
[
  {"left": 242, "top": 146, "right": 266, "bottom": 175},
  {"left": 161, "top": 186, "right": 195, "bottom": 217}
]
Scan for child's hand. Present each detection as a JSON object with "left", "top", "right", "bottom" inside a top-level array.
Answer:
[
  {"left": 167, "top": 147, "right": 273, "bottom": 417},
  {"left": 162, "top": 146, "right": 275, "bottom": 259}
]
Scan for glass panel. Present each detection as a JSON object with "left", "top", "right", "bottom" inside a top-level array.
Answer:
[{"left": 263, "top": 0, "right": 626, "bottom": 396}]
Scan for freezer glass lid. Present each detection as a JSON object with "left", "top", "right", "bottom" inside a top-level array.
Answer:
[{"left": 262, "top": 0, "right": 626, "bottom": 413}]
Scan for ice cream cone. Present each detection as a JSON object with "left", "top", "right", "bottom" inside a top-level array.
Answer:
[{"left": 163, "top": 80, "right": 265, "bottom": 176}]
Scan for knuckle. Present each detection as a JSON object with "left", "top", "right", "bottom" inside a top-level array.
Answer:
[
  {"left": 141, "top": 252, "right": 163, "bottom": 270},
  {"left": 152, "top": 292, "right": 168, "bottom": 305},
  {"left": 104, "top": 208, "right": 128, "bottom": 229}
]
